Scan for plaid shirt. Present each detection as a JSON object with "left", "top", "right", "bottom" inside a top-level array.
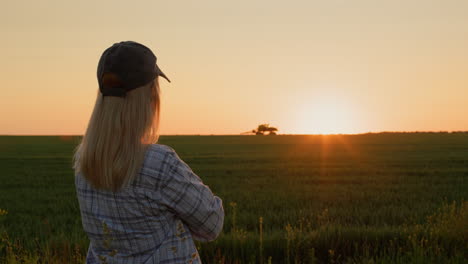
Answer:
[{"left": 75, "top": 144, "right": 224, "bottom": 264}]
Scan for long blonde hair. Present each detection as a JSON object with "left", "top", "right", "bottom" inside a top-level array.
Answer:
[{"left": 73, "top": 79, "right": 160, "bottom": 191}]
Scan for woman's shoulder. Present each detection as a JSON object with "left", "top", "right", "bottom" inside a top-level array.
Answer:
[
  {"left": 147, "top": 143, "right": 176, "bottom": 155},
  {"left": 144, "top": 144, "right": 183, "bottom": 169},
  {"left": 136, "top": 144, "right": 178, "bottom": 185}
]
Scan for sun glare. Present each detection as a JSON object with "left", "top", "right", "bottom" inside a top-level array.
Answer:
[{"left": 293, "top": 96, "right": 358, "bottom": 134}]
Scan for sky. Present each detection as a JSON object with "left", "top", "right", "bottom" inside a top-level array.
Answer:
[{"left": 1, "top": 0, "right": 467, "bottom": 135}]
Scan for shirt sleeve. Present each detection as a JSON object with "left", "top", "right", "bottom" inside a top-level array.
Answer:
[{"left": 159, "top": 148, "right": 224, "bottom": 242}]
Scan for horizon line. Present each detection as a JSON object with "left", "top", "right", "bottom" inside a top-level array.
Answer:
[{"left": 1, "top": 130, "right": 468, "bottom": 137}]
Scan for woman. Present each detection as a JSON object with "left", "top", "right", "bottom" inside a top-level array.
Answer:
[{"left": 73, "top": 41, "right": 224, "bottom": 264}]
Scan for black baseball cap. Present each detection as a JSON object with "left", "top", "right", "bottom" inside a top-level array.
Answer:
[{"left": 97, "top": 41, "right": 170, "bottom": 97}]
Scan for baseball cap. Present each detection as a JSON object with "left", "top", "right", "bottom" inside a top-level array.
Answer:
[{"left": 97, "top": 41, "right": 170, "bottom": 97}]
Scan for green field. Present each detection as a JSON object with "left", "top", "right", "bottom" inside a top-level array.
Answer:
[{"left": 0, "top": 134, "right": 467, "bottom": 263}]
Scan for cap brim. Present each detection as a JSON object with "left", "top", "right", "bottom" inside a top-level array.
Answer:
[{"left": 156, "top": 64, "right": 170, "bottom": 83}]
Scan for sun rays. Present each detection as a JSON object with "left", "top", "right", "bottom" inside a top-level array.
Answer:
[{"left": 291, "top": 93, "right": 361, "bottom": 135}]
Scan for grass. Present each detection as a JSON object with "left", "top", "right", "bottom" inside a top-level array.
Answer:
[{"left": 0, "top": 133, "right": 467, "bottom": 263}]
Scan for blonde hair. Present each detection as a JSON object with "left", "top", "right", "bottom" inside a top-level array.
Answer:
[{"left": 73, "top": 79, "right": 160, "bottom": 191}]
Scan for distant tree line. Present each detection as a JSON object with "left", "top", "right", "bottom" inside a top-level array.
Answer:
[
  {"left": 241, "top": 127, "right": 468, "bottom": 136},
  {"left": 242, "top": 124, "right": 278, "bottom": 135}
]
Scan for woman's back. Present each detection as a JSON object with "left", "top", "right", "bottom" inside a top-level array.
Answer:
[{"left": 75, "top": 144, "right": 224, "bottom": 264}]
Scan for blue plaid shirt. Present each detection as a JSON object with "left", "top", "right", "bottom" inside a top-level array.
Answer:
[{"left": 75, "top": 144, "right": 224, "bottom": 264}]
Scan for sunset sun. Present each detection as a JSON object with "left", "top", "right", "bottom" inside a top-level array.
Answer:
[{"left": 294, "top": 96, "right": 359, "bottom": 135}]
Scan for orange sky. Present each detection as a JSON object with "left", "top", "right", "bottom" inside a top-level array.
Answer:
[{"left": 1, "top": 0, "right": 467, "bottom": 135}]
